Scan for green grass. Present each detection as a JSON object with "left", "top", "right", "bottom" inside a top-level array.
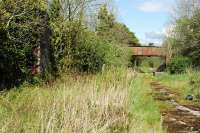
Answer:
[
  {"left": 140, "top": 57, "right": 164, "bottom": 68},
  {"left": 128, "top": 74, "right": 164, "bottom": 133},
  {"left": 154, "top": 70, "right": 200, "bottom": 104},
  {"left": 0, "top": 68, "right": 164, "bottom": 133}
]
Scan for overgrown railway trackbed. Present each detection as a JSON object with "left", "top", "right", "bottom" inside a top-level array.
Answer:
[{"left": 151, "top": 82, "right": 200, "bottom": 133}]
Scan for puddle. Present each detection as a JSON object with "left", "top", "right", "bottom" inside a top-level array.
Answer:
[
  {"left": 172, "top": 101, "right": 200, "bottom": 117},
  {"left": 151, "top": 82, "right": 200, "bottom": 133}
]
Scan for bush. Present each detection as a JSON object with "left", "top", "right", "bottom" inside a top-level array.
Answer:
[
  {"left": 0, "top": 49, "right": 26, "bottom": 90},
  {"left": 104, "top": 44, "right": 132, "bottom": 67},
  {"left": 73, "top": 33, "right": 106, "bottom": 73},
  {"left": 168, "top": 56, "right": 191, "bottom": 74},
  {"left": 72, "top": 32, "right": 132, "bottom": 73},
  {"left": 0, "top": 1, "right": 50, "bottom": 89}
]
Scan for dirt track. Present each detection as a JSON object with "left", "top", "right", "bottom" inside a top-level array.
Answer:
[{"left": 151, "top": 82, "right": 200, "bottom": 133}]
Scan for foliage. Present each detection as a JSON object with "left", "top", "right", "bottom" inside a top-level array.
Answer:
[
  {"left": 0, "top": 48, "right": 26, "bottom": 90},
  {"left": 129, "top": 76, "right": 163, "bottom": 132},
  {"left": 97, "top": 5, "right": 115, "bottom": 33},
  {"left": 0, "top": 68, "right": 163, "bottom": 132},
  {"left": 167, "top": 1, "right": 200, "bottom": 68},
  {"left": 97, "top": 5, "right": 139, "bottom": 47},
  {"left": 140, "top": 57, "right": 164, "bottom": 68},
  {"left": 155, "top": 69, "right": 200, "bottom": 102},
  {"left": 104, "top": 44, "right": 132, "bottom": 67},
  {"left": 108, "top": 23, "right": 139, "bottom": 47},
  {"left": 73, "top": 32, "right": 132, "bottom": 73},
  {"left": 0, "top": 0, "right": 49, "bottom": 89},
  {"left": 168, "top": 56, "right": 191, "bottom": 74},
  {"left": 187, "top": 70, "right": 200, "bottom": 100},
  {"left": 182, "top": 11, "right": 200, "bottom": 67},
  {"left": 73, "top": 33, "right": 106, "bottom": 73},
  {"left": 48, "top": 3, "right": 134, "bottom": 73},
  {"left": 0, "top": 1, "right": 137, "bottom": 89}
]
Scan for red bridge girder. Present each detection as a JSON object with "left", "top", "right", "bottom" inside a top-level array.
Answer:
[{"left": 130, "top": 47, "right": 166, "bottom": 57}]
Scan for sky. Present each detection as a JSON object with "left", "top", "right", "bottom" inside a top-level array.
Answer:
[{"left": 114, "top": 0, "right": 175, "bottom": 45}]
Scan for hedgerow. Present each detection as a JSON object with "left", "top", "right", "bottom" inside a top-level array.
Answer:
[
  {"left": 72, "top": 32, "right": 132, "bottom": 73},
  {"left": 168, "top": 56, "right": 192, "bottom": 74}
]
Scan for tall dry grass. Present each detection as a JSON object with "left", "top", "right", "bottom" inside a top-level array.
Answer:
[
  {"left": 0, "top": 68, "right": 132, "bottom": 133},
  {"left": 0, "top": 68, "right": 163, "bottom": 133}
]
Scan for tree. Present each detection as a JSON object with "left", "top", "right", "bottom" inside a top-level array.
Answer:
[
  {"left": 49, "top": 0, "right": 104, "bottom": 71},
  {"left": 97, "top": 5, "right": 139, "bottom": 46},
  {"left": 167, "top": 0, "right": 200, "bottom": 67},
  {"left": 97, "top": 5, "right": 115, "bottom": 32},
  {"left": 182, "top": 10, "right": 200, "bottom": 66},
  {"left": 109, "top": 23, "right": 139, "bottom": 46},
  {"left": 0, "top": 0, "right": 54, "bottom": 88}
]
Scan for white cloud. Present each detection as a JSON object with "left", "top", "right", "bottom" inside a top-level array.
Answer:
[
  {"left": 142, "top": 31, "right": 165, "bottom": 46},
  {"left": 138, "top": 1, "right": 162, "bottom": 12},
  {"left": 145, "top": 32, "right": 164, "bottom": 40},
  {"left": 142, "top": 24, "right": 176, "bottom": 46},
  {"left": 137, "top": 0, "right": 171, "bottom": 13}
]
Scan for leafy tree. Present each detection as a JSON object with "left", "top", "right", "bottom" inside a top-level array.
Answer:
[
  {"left": 0, "top": 0, "right": 138, "bottom": 89},
  {"left": 109, "top": 23, "right": 139, "bottom": 46},
  {"left": 97, "top": 5, "right": 115, "bottom": 33},
  {"left": 168, "top": 56, "right": 191, "bottom": 74},
  {"left": 97, "top": 5, "right": 139, "bottom": 46},
  {"left": 167, "top": 0, "right": 200, "bottom": 68},
  {"left": 0, "top": 0, "right": 53, "bottom": 88},
  {"left": 181, "top": 10, "right": 200, "bottom": 67}
]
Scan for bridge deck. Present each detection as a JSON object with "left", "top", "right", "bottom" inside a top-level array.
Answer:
[{"left": 129, "top": 47, "right": 166, "bottom": 57}]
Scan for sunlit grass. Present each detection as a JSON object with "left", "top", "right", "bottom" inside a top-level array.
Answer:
[
  {"left": 0, "top": 68, "right": 163, "bottom": 133},
  {"left": 154, "top": 69, "right": 200, "bottom": 103},
  {"left": 129, "top": 75, "right": 164, "bottom": 133}
]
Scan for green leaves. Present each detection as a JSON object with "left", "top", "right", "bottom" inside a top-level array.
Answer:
[
  {"left": 168, "top": 56, "right": 192, "bottom": 74},
  {"left": 73, "top": 33, "right": 105, "bottom": 73},
  {"left": 0, "top": 0, "right": 49, "bottom": 89},
  {"left": 171, "top": 7, "right": 200, "bottom": 68},
  {"left": 97, "top": 5, "right": 139, "bottom": 47}
]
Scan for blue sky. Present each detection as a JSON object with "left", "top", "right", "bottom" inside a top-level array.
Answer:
[{"left": 114, "top": 0, "right": 175, "bottom": 45}]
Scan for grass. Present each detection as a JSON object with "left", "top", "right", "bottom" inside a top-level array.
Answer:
[
  {"left": 0, "top": 67, "right": 163, "bottom": 133},
  {"left": 129, "top": 74, "right": 164, "bottom": 133},
  {"left": 154, "top": 69, "right": 200, "bottom": 104}
]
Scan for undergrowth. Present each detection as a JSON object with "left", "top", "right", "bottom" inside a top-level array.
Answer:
[
  {"left": 129, "top": 75, "right": 164, "bottom": 133},
  {"left": 154, "top": 69, "right": 200, "bottom": 103},
  {"left": 0, "top": 68, "right": 163, "bottom": 133}
]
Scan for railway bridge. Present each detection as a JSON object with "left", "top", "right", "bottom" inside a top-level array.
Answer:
[
  {"left": 129, "top": 46, "right": 166, "bottom": 57},
  {"left": 129, "top": 46, "right": 168, "bottom": 71}
]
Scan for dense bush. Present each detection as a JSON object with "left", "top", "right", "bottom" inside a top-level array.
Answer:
[
  {"left": 168, "top": 56, "right": 191, "bottom": 74},
  {"left": 188, "top": 70, "right": 200, "bottom": 100},
  {"left": 73, "top": 34, "right": 106, "bottom": 73},
  {"left": 0, "top": 0, "right": 57, "bottom": 89},
  {"left": 0, "top": 49, "right": 26, "bottom": 90},
  {"left": 72, "top": 33, "right": 132, "bottom": 73},
  {"left": 0, "top": 1, "right": 137, "bottom": 89},
  {"left": 104, "top": 44, "right": 132, "bottom": 67}
]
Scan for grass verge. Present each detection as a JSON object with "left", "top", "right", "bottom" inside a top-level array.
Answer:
[
  {"left": 0, "top": 68, "right": 163, "bottom": 133},
  {"left": 128, "top": 74, "right": 164, "bottom": 133},
  {"left": 154, "top": 70, "right": 200, "bottom": 104}
]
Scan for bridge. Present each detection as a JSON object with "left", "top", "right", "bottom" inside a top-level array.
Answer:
[
  {"left": 129, "top": 46, "right": 168, "bottom": 69},
  {"left": 129, "top": 46, "right": 166, "bottom": 57}
]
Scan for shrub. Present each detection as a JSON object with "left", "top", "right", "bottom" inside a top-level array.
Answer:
[
  {"left": 72, "top": 32, "right": 132, "bottom": 73},
  {"left": 0, "top": 49, "right": 26, "bottom": 90},
  {"left": 104, "top": 44, "right": 132, "bottom": 67},
  {"left": 73, "top": 33, "right": 106, "bottom": 73},
  {"left": 168, "top": 56, "right": 191, "bottom": 74},
  {"left": 0, "top": 1, "right": 50, "bottom": 89}
]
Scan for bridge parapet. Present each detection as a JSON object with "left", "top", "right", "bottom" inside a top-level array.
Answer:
[{"left": 130, "top": 47, "right": 166, "bottom": 57}]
